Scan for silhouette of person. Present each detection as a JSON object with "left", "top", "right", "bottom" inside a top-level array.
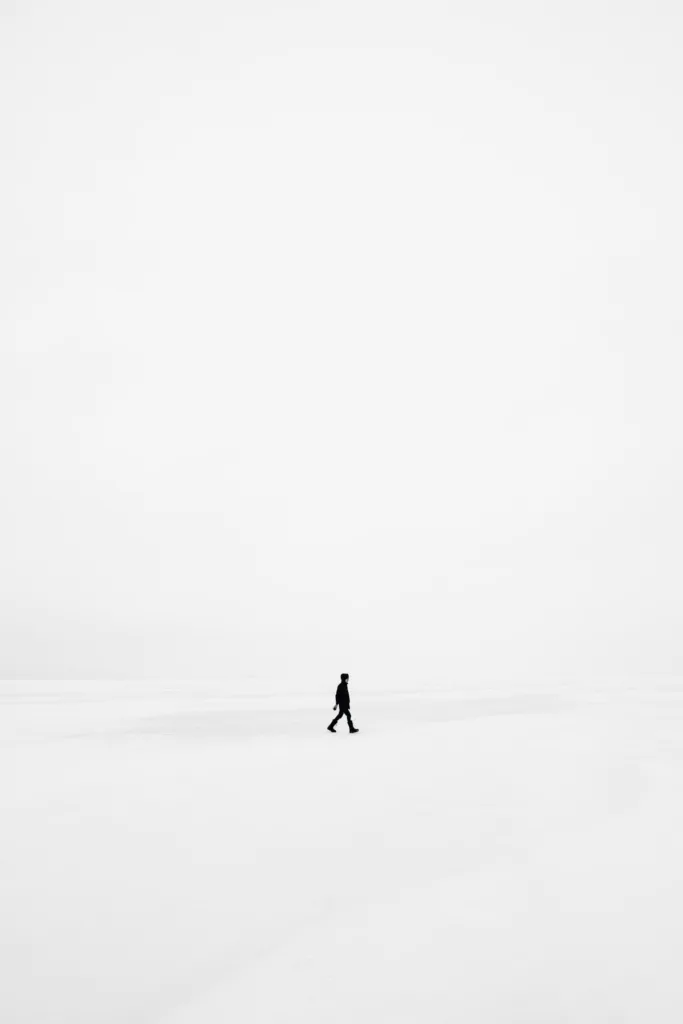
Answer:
[{"left": 327, "top": 673, "right": 359, "bottom": 733}]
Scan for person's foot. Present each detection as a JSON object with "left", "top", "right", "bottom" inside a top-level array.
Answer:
[
  {"left": 349, "top": 727, "right": 359, "bottom": 733},
  {"left": 327, "top": 725, "right": 336, "bottom": 732}
]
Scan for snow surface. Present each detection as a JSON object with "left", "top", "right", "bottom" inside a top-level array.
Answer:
[{"left": 3, "top": 681, "right": 683, "bottom": 1023}]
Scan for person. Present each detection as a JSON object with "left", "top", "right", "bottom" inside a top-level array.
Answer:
[{"left": 327, "top": 673, "right": 359, "bottom": 733}]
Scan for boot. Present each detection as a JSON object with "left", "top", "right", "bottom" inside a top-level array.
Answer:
[{"left": 327, "top": 724, "right": 336, "bottom": 732}]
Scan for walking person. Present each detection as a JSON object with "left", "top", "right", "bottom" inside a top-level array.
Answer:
[{"left": 327, "top": 673, "right": 359, "bottom": 733}]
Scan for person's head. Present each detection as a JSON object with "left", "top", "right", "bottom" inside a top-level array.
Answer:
[{"left": 341, "top": 673, "right": 349, "bottom": 683}]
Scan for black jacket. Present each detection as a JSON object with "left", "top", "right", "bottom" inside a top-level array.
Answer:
[{"left": 335, "top": 681, "right": 350, "bottom": 711}]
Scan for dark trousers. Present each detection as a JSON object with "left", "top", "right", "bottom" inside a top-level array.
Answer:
[{"left": 329, "top": 708, "right": 355, "bottom": 731}]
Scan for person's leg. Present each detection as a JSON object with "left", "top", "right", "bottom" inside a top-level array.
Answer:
[
  {"left": 327, "top": 710, "right": 343, "bottom": 731},
  {"left": 344, "top": 709, "right": 357, "bottom": 732}
]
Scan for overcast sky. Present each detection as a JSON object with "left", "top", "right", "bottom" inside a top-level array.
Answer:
[{"left": 3, "top": 1, "right": 683, "bottom": 686}]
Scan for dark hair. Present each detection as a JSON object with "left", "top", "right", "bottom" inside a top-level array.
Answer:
[{"left": 341, "top": 673, "right": 349, "bottom": 681}]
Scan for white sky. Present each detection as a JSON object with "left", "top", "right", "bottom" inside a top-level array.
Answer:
[{"left": 3, "top": 1, "right": 683, "bottom": 685}]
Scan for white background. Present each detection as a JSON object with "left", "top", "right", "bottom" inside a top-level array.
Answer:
[
  {"left": 3, "top": 682, "right": 683, "bottom": 1023},
  {"left": 4, "top": 1, "right": 683, "bottom": 686},
  {"left": 5, "top": 9, "right": 683, "bottom": 1018}
]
